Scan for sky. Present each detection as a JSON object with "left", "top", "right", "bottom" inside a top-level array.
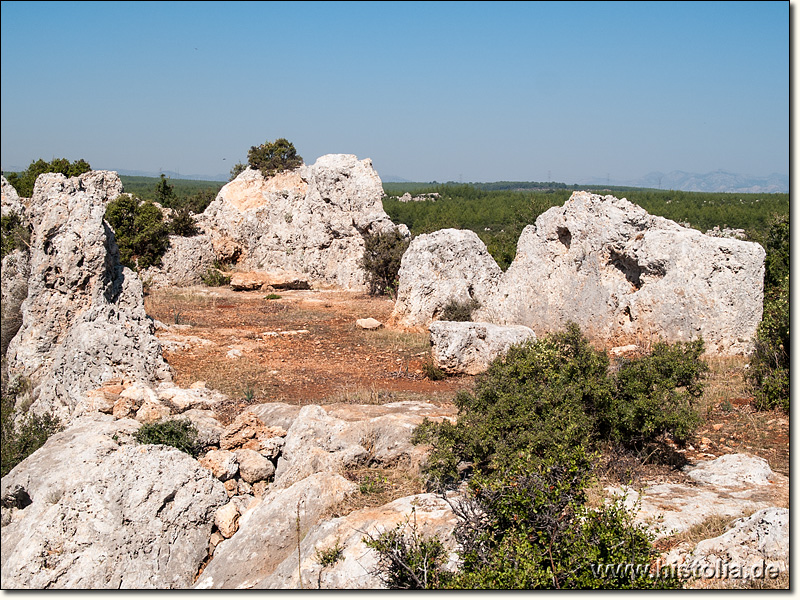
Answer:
[{"left": 0, "top": 1, "right": 789, "bottom": 184}]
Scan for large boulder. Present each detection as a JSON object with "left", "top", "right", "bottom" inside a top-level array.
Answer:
[
  {"left": 140, "top": 234, "right": 218, "bottom": 287},
  {"left": 391, "top": 229, "right": 503, "bottom": 328},
  {"left": 492, "top": 192, "right": 765, "bottom": 354},
  {"left": 429, "top": 321, "right": 536, "bottom": 375},
  {"left": 0, "top": 414, "right": 227, "bottom": 589},
  {"left": 194, "top": 155, "right": 408, "bottom": 290},
  {"left": 5, "top": 171, "right": 171, "bottom": 422}
]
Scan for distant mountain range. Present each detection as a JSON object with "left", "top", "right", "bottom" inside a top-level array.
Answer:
[
  {"left": 114, "top": 169, "right": 230, "bottom": 182},
  {"left": 596, "top": 170, "right": 789, "bottom": 194}
]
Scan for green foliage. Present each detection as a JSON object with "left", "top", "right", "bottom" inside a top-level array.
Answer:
[
  {"left": 382, "top": 183, "right": 788, "bottom": 272},
  {"left": 229, "top": 162, "right": 247, "bottom": 181},
  {"left": 5, "top": 157, "right": 91, "bottom": 197},
  {"left": 747, "top": 214, "right": 790, "bottom": 413},
  {"left": 154, "top": 173, "right": 177, "bottom": 208},
  {"left": 169, "top": 205, "right": 199, "bottom": 237},
  {"left": 441, "top": 449, "right": 677, "bottom": 589},
  {"left": 118, "top": 175, "right": 223, "bottom": 211},
  {"left": 413, "top": 324, "right": 705, "bottom": 485},
  {"left": 422, "top": 359, "right": 446, "bottom": 381},
  {"left": 315, "top": 540, "right": 345, "bottom": 568},
  {"left": 201, "top": 261, "right": 232, "bottom": 286},
  {"left": 1, "top": 212, "right": 30, "bottom": 259},
  {"left": 264, "top": 293, "right": 282, "bottom": 300},
  {"left": 360, "top": 229, "right": 410, "bottom": 296},
  {"left": 134, "top": 419, "right": 201, "bottom": 457},
  {"left": 1, "top": 374, "right": 62, "bottom": 478},
  {"left": 440, "top": 298, "right": 481, "bottom": 322},
  {"left": 363, "top": 510, "right": 450, "bottom": 589},
  {"left": 105, "top": 194, "right": 171, "bottom": 270},
  {"left": 247, "top": 138, "right": 303, "bottom": 178},
  {"left": 605, "top": 340, "right": 706, "bottom": 447},
  {"left": 359, "top": 472, "right": 388, "bottom": 494}
]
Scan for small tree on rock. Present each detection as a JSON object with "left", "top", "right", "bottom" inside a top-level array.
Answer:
[{"left": 247, "top": 138, "right": 303, "bottom": 178}]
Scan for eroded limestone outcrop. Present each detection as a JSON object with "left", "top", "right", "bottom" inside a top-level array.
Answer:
[
  {"left": 0, "top": 414, "right": 227, "bottom": 589},
  {"left": 147, "top": 154, "right": 408, "bottom": 290},
  {"left": 393, "top": 192, "right": 766, "bottom": 354},
  {"left": 5, "top": 171, "right": 171, "bottom": 423},
  {"left": 429, "top": 321, "right": 536, "bottom": 375}
]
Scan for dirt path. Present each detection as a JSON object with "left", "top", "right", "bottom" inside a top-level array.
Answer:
[{"left": 145, "top": 286, "right": 473, "bottom": 415}]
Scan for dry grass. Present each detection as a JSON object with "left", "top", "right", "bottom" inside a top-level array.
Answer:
[{"left": 668, "top": 513, "right": 739, "bottom": 548}]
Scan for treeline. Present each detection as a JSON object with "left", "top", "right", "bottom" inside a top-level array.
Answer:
[
  {"left": 119, "top": 175, "right": 223, "bottom": 209},
  {"left": 382, "top": 183, "right": 789, "bottom": 270}
]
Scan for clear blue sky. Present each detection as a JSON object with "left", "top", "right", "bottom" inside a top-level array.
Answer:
[{"left": 0, "top": 1, "right": 789, "bottom": 183}]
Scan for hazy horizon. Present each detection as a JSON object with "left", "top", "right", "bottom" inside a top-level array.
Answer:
[{"left": 1, "top": 1, "right": 789, "bottom": 185}]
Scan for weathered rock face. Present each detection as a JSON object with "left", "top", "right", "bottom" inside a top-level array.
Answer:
[
  {"left": 191, "top": 155, "right": 407, "bottom": 290},
  {"left": 492, "top": 192, "right": 765, "bottom": 354},
  {"left": 257, "top": 493, "right": 459, "bottom": 589},
  {"left": 393, "top": 192, "right": 765, "bottom": 354},
  {"left": 608, "top": 453, "right": 788, "bottom": 537},
  {"left": 141, "top": 234, "right": 218, "bottom": 287},
  {"left": 5, "top": 171, "right": 171, "bottom": 422},
  {"left": 429, "top": 321, "right": 536, "bottom": 375},
  {"left": 684, "top": 507, "right": 788, "bottom": 581},
  {"left": 0, "top": 249, "right": 29, "bottom": 357},
  {"left": 391, "top": 229, "right": 503, "bottom": 328},
  {"left": 1, "top": 175, "right": 27, "bottom": 217},
  {"left": 0, "top": 414, "right": 227, "bottom": 589},
  {"left": 194, "top": 472, "right": 357, "bottom": 589}
]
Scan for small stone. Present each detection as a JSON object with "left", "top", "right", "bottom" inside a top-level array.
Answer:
[
  {"left": 199, "top": 449, "right": 239, "bottom": 482},
  {"left": 356, "top": 318, "right": 383, "bottom": 330},
  {"left": 214, "top": 501, "right": 239, "bottom": 539},
  {"left": 712, "top": 423, "right": 724, "bottom": 431},
  {"left": 223, "top": 479, "right": 238, "bottom": 497},
  {"left": 234, "top": 449, "right": 275, "bottom": 484}
]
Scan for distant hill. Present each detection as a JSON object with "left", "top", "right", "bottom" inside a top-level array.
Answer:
[
  {"left": 115, "top": 169, "right": 229, "bottom": 182},
  {"left": 614, "top": 170, "right": 788, "bottom": 194}
]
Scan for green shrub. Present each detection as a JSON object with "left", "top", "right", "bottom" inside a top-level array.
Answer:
[
  {"left": 413, "top": 324, "right": 705, "bottom": 486},
  {"left": 5, "top": 158, "right": 91, "bottom": 198},
  {"left": 0, "top": 212, "right": 30, "bottom": 259},
  {"left": 247, "top": 138, "right": 303, "bottom": 178},
  {"left": 229, "top": 162, "right": 247, "bottom": 182},
  {"left": 747, "top": 214, "right": 789, "bottom": 413},
  {"left": 105, "top": 194, "right": 171, "bottom": 270},
  {"left": 201, "top": 261, "right": 232, "bottom": 286},
  {"left": 264, "top": 293, "right": 282, "bottom": 300},
  {"left": 422, "top": 359, "right": 446, "bottom": 381},
  {"left": 154, "top": 173, "right": 177, "bottom": 208},
  {"left": 363, "top": 510, "right": 450, "bottom": 589},
  {"left": 1, "top": 373, "right": 62, "bottom": 477},
  {"left": 361, "top": 229, "right": 410, "bottom": 296},
  {"left": 169, "top": 205, "right": 199, "bottom": 237},
  {"left": 134, "top": 419, "right": 201, "bottom": 457},
  {"left": 440, "top": 298, "right": 481, "bottom": 321}
]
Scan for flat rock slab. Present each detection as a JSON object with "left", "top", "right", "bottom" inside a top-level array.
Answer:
[
  {"left": 356, "top": 318, "right": 383, "bottom": 330},
  {"left": 429, "top": 320, "right": 536, "bottom": 375}
]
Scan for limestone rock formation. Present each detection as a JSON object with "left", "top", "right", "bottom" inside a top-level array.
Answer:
[
  {"left": 493, "top": 192, "right": 765, "bottom": 354},
  {"left": 392, "top": 192, "right": 766, "bottom": 354},
  {"left": 1, "top": 174, "right": 27, "bottom": 217},
  {"left": 5, "top": 171, "right": 171, "bottom": 422},
  {"left": 141, "top": 234, "right": 218, "bottom": 287},
  {"left": 391, "top": 229, "right": 503, "bottom": 328},
  {"left": 0, "top": 414, "right": 227, "bottom": 589},
  {"left": 607, "top": 453, "right": 788, "bottom": 537},
  {"left": 684, "top": 507, "right": 788, "bottom": 581},
  {"left": 257, "top": 493, "right": 459, "bottom": 589},
  {"left": 429, "top": 321, "right": 536, "bottom": 375},
  {"left": 193, "top": 472, "right": 357, "bottom": 589},
  {"left": 191, "top": 155, "right": 408, "bottom": 290}
]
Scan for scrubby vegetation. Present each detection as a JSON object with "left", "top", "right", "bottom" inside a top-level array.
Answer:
[
  {"left": 366, "top": 324, "right": 705, "bottom": 589},
  {"left": 5, "top": 157, "right": 92, "bottom": 198},
  {"left": 0, "top": 212, "right": 30, "bottom": 259},
  {"left": 104, "top": 194, "right": 171, "bottom": 270},
  {"left": 247, "top": 138, "right": 303, "bottom": 178},
  {"left": 134, "top": 419, "right": 201, "bottom": 457},
  {"left": 747, "top": 214, "right": 789, "bottom": 412},
  {"left": 1, "top": 370, "right": 62, "bottom": 478},
  {"left": 440, "top": 298, "right": 481, "bottom": 322},
  {"left": 361, "top": 229, "right": 410, "bottom": 296}
]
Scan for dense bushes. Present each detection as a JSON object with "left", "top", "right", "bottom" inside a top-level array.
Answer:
[
  {"left": 361, "top": 229, "right": 410, "bottom": 296},
  {"left": 247, "top": 138, "right": 303, "bottom": 178},
  {"left": 413, "top": 324, "right": 706, "bottom": 485},
  {"left": 104, "top": 194, "right": 171, "bottom": 270},
  {"left": 5, "top": 157, "right": 92, "bottom": 198},
  {"left": 747, "top": 214, "right": 789, "bottom": 412}
]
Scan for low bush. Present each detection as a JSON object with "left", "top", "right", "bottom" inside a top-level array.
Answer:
[
  {"left": 169, "top": 206, "right": 199, "bottom": 237},
  {"left": 361, "top": 229, "right": 410, "bottom": 296},
  {"left": 5, "top": 157, "right": 91, "bottom": 198},
  {"left": 247, "top": 138, "right": 303, "bottom": 178},
  {"left": 201, "top": 261, "right": 232, "bottom": 287},
  {"left": 105, "top": 194, "right": 170, "bottom": 270},
  {"left": 0, "top": 212, "right": 31, "bottom": 259},
  {"left": 1, "top": 372, "right": 62, "bottom": 477},
  {"left": 440, "top": 298, "right": 481, "bottom": 322},
  {"left": 134, "top": 419, "right": 201, "bottom": 457},
  {"left": 413, "top": 324, "right": 706, "bottom": 485}
]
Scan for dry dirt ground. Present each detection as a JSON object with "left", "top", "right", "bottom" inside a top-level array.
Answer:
[
  {"left": 144, "top": 286, "right": 473, "bottom": 423},
  {"left": 144, "top": 284, "right": 788, "bottom": 477}
]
